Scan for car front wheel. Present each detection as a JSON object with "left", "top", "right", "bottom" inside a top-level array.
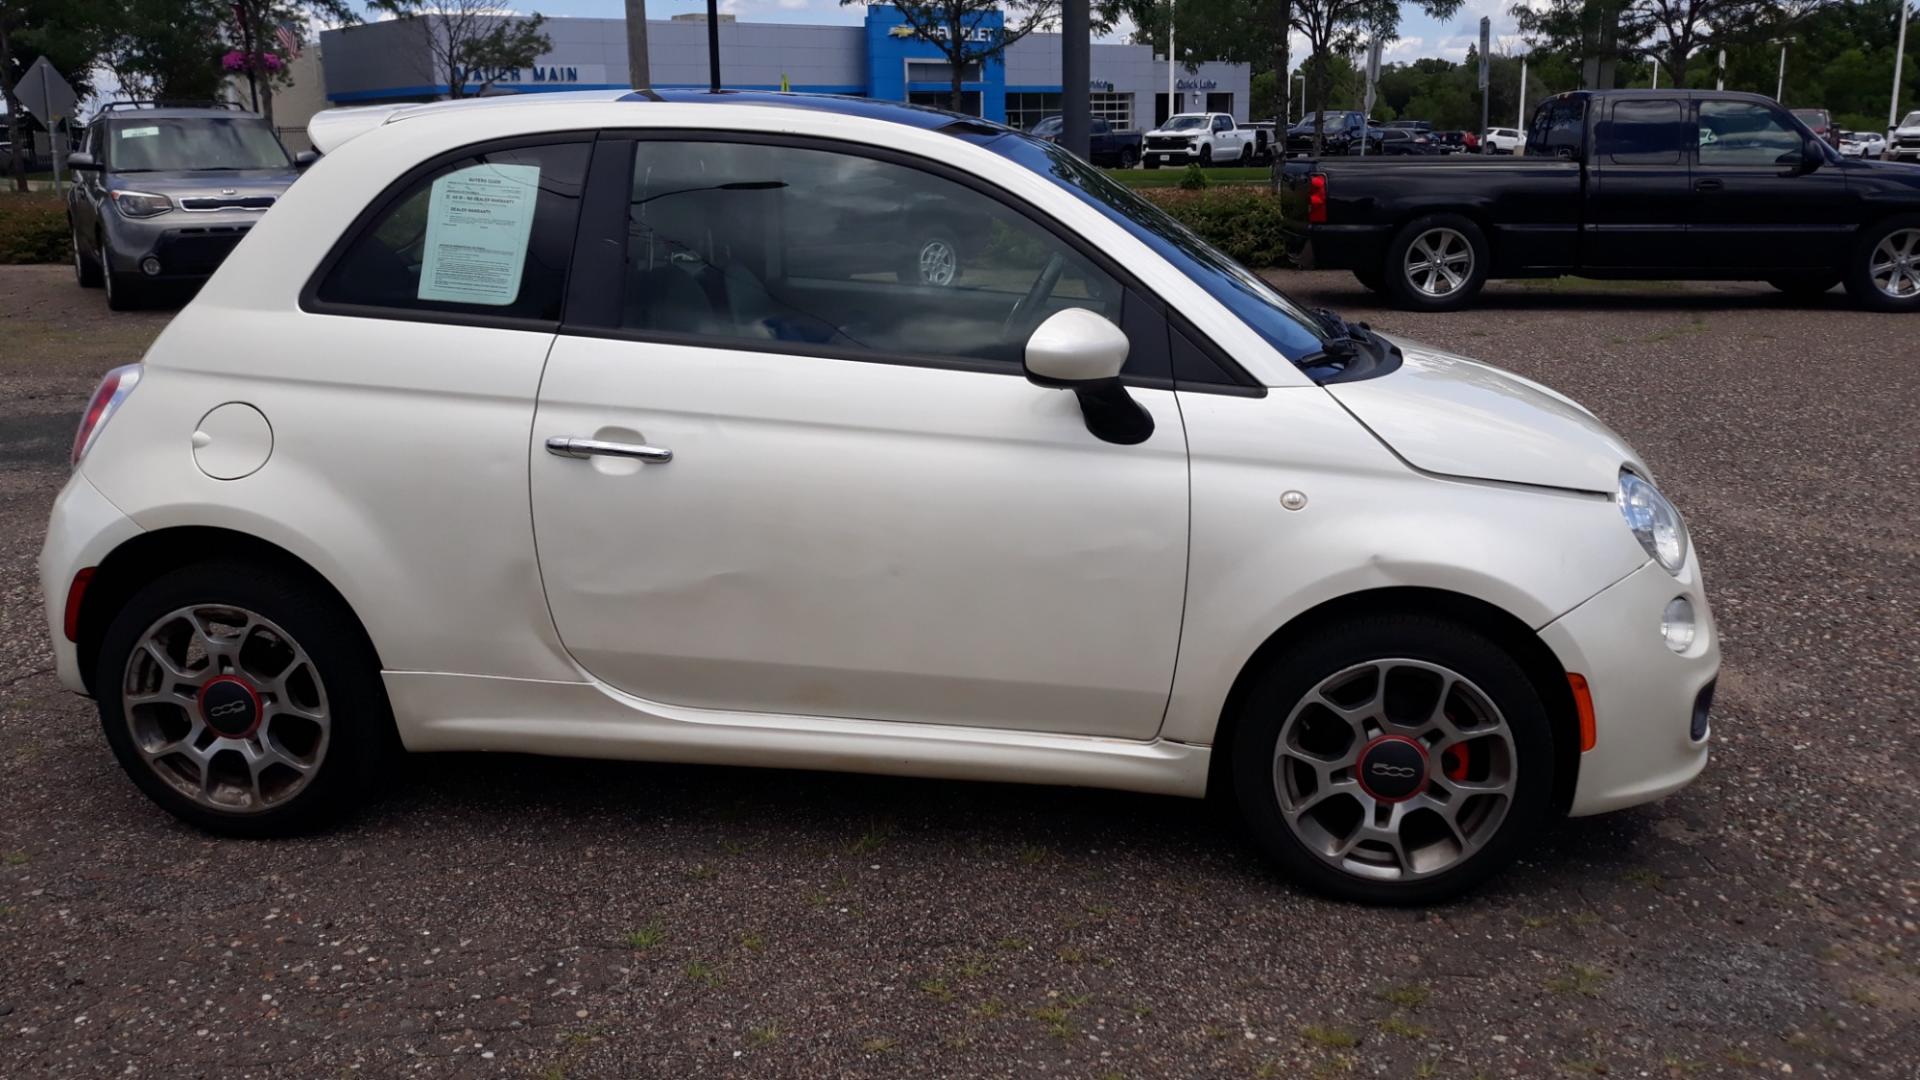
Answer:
[
  {"left": 1230, "top": 613, "right": 1556, "bottom": 904},
  {"left": 94, "top": 562, "right": 390, "bottom": 836},
  {"left": 1842, "top": 215, "right": 1920, "bottom": 312}
]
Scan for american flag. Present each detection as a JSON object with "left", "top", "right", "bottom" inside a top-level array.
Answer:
[{"left": 274, "top": 21, "right": 301, "bottom": 58}]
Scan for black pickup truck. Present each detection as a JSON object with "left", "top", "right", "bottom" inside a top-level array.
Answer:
[{"left": 1281, "top": 89, "right": 1920, "bottom": 312}]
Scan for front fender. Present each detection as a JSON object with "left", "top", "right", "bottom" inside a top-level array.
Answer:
[{"left": 1162, "top": 387, "right": 1648, "bottom": 745}]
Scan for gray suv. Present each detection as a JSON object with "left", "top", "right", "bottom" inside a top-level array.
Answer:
[{"left": 66, "top": 103, "right": 313, "bottom": 309}]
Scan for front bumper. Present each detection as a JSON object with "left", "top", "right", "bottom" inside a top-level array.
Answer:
[
  {"left": 1540, "top": 556, "right": 1719, "bottom": 817},
  {"left": 37, "top": 470, "right": 143, "bottom": 694},
  {"left": 103, "top": 209, "right": 261, "bottom": 280}
]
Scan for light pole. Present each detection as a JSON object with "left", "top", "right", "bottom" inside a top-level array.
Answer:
[
  {"left": 1166, "top": 0, "right": 1176, "bottom": 121},
  {"left": 1895, "top": 0, "right": 1911, "bottom": 133},
  {"left": 1771, "top": 36, "right": 1796, "bottom": 102},
  {"left": 1716, "top": 47, "right": 1726, "bottom": 91},
  {"left": 624, "top": 0, "right": 651, "bottom": 91},
  {"left": 1651, "top": 55, "right": 1660, "bottom": 89},
  {"left": 1517, "top": 52, "right": 1528, "bottom": 128},
  {"left": 1293, "top": 73, "right": 1305, "bottom": 122}
]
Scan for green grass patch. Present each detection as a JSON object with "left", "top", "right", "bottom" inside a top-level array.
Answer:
[{"left": 1300, "top": 1024, "right": 1361, "bottom": 1049}]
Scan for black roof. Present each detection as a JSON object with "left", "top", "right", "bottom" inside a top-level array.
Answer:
[{"left": 616, "top": 88, "right": 1015, "bottom": 138}]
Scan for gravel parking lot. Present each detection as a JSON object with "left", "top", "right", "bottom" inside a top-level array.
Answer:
[{"left": 1, "top": 265, "right": 1915, "bottom": 1078}]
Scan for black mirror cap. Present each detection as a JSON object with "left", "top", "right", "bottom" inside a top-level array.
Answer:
[{"left": 65, "top": 152, "right": 100, "bottom": 171}]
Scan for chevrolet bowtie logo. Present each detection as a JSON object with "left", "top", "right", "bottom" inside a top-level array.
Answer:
[{"left": 888, "top": 25, "right": 917, "bottom": 37}]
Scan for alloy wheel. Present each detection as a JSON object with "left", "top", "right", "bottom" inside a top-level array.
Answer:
[
  {"left": 121, "top": 603, "right": 331, "bottom": 813},
  {"left": 918, "top": 238, "right": 957, "bottom": 286},
  {"left": 1404, "top": 228, "right": 1473, "bottom": 297},
  {"left": 1868, "top": 228, "right": 1920, "bottom": 299},
  {"left": 72, "top": 233, "right": 83, "bottom": 283},
  {"left": 1272, "top": 659, "right": 1516, "bottom": 882}
]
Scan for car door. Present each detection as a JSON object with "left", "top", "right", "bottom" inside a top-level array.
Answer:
[
  {"left": 1691, "top": 98, "right": 1854, "bottom": 271},
  {"left": 1584, "top": 97, "right": 1693, "bottom": 270},
  {"left": 530, "top": 134, "right": 1190, "bottom": 739}
]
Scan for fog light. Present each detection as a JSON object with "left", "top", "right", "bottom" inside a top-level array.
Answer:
[
  {"left": 140, "top": 256, "right": 162, "bottom": 276},
  {"left": 1661, "top": 596, "right": 1696, "bottom": 653}
]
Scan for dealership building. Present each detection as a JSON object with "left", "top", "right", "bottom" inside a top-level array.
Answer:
[{"left": 318, "top": 7, "right": 1250, "bottom": 132}]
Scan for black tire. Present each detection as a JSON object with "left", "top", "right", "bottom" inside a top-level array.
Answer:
[
  {"left": 1229, "top": 613, "right": 1557, "bottom": 905},
  {"left": 1841, "top": 214, "right": 1920, "bottom": 313},
  {"left": 1119, "top": 146, "right": 1138, "bottom": 169},
  {"left": 73, "top": 229, "right": 103, "bottom": 288},
  {"left": 1240, "top": 144, "right": 1254, "bottom": 164},
  {"left": 1199, "top": 144, "right": 1213, "bottom": 166},
  {"left": 103, "top": 259, "right": 144, "bottom": 311},
  {"left": 1382, "top": 213, "right": 1490, "bottom": 312},
  {"left": 1353, "top": 269, "right": 1386, "bottom": 294},
  {"left": 1765, "top": 274, "right": 1840, "bottom": 297},
  {"left": 94, "top": 561, "right": 390, "bottom": 837}
]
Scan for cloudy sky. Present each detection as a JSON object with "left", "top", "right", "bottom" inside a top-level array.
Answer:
[{"left": 358, "top": 1, "right": 1531, "bottom": 65}]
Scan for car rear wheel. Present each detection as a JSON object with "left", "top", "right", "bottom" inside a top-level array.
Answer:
[
  {"left": 1240, "top": 144, "right": 1254, "bottom": 164},
  {"left": 94, "top": 562, "right": 390, "bottom": 837},
  {"left": 1384, "top": 214, "right": 1489, "bottom": 312},
  {"left": 1119, "top": 146, "right": 1138, "bottom": 169},
  {"left": 73, "top": 229, "right": 103, "bottom": 288},
  {"left": 1229, "top": 614, "right": 1555, "bottom": 904},
  {"left": 1842, "top": 216, "right": 1920, "bottom": 312}
]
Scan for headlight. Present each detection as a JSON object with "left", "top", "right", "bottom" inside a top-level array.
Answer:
[
  {"left": 1617, "top": 469, "right": 1688, "bottom": 574},
  {"left": 109, "top": 190, "right": 172, "bottom": 218}
]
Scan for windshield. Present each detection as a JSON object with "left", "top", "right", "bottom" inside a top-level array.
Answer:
[
  {"left": 107, "top": 117, "right": 290, "bottom": 172},
  {"left": 1791, "top": 110, "right": 1827, "bottom": 128},
  {"left": 986, "top": 133, "right": 1329, "bottom": 363},
  {"left": 1028, "top": 117, "right": 1063, "bottom": 135},
  {"left": 1904, "top": 112, "right": 1920, "bottom": 128},
  {"left": 1161, "top": 115, "right": 1208, "bottom": 131}
]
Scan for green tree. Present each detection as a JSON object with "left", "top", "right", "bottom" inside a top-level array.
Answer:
[
  {"left": 226, "top": 1, "right": 356, "bottom": 124},
  {"left": 93, "top": 0, "right": 227, "bottom": 103},
  {"left": 370, "top": 0, "right": 552, "bottom": 100}
]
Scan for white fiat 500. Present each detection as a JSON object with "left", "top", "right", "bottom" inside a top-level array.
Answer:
[{"left": 40, "top": 91, "right": 1717, "bottom": 903}]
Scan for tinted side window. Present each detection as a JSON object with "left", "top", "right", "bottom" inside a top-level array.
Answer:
[
  {"left": 1213, "top": 116, "right": 1231, "bottom": 132},
  {"left": 1602, "top": 99, "right": 1684, "bottom": 164},
  {"left": 315, "top": 141, "right": 588, "bottom": 321},
  {"left": 1698, "top": 101, "right": 1804, "bottom": 166},
  {"left": 617, "top": 140, "right": 1124, "bottom": 369},
  {"left": 1526, "top": 98, "right": 1586, "bottom": 160}
]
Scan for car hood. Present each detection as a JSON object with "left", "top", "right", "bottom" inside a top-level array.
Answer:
[
  {"left": 1323, "top": 335, "right": 1643, "bottom": 493},
  {"left": 108, "top": 169, "right": 297, "bottom": 196}
]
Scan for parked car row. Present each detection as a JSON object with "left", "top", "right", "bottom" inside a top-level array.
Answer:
[{"left": 1282, "top": 89, "right": 1920, "bottom": 313}]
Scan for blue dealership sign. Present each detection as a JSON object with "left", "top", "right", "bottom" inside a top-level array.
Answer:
[{"left": 865, "top": 5, "right": 1007, "bottom": 122}]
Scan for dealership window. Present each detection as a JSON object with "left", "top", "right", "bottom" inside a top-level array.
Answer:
[
  {"left": 907, "top": 90, "right": 982, "bottom": 116},
  {"left": 1006, "top": 92, "right": 1063, "bottom": 130},
  {"left": 1090, "top": 92, "right": 1134, "bottom": 129},
  {"left": 904, "top": 59, "right": 983, "bottom": 84},
  {"left": 1206, "top": 92, "right": 1233, "bottom": 116},
  {"left": 313, "top": 140, "right": 587, "bottom": 321},
  {"left": 616, "top": 140, "right": 1125, "bottom": 369}
]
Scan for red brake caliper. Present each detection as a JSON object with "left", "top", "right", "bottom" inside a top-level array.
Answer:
[{"left": 1442, "top": 742, "right": 1470, "bottom": 781}]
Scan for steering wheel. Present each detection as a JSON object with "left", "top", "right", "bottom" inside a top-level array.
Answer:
[{"left": 1001, "top": 252, "right": 1069, "bottom": 344}]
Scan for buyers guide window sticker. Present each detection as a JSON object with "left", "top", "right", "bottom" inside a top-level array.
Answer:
[
  {"left": 119, "top": 126, "right": 160, "bottom": 139},
  {"left": 416, "top": 163, "right": 540, "bottom": 306}
]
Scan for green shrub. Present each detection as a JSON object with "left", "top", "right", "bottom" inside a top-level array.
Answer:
[
  {"left": 1177, "top": 163, "right": 1209, "bottom": 190},
  {"left": 0, "top": 193, "right": 68, "bottom": 264},
  {"left": 1141, "top": 187, "right": 1289, "bottom": 268}
]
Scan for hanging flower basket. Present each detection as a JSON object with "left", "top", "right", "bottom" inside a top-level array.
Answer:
[{"left": 222, "top": 49, "right": 285, "bottom": 74}]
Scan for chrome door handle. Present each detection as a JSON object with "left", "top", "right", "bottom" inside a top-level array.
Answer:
[{"left": 545, "top": 436, "right": 673, "bottom": 464}]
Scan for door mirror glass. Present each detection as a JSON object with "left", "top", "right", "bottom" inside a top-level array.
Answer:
[
  {"left": 66, "top": 151, "right": 98, "bottom": 170},
  {"left": 1024, "top": 307, "right": 1129, "bottom": 385}
]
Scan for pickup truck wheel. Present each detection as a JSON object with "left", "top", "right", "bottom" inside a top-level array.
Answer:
[
  {"left": 1843, "top": 216, "right": 1920, "bottom": 312},
  {"left": 1144, "top": 156, "right": 1160, "bottom": 170},
  {"left": 1199, "top": 144, "right": 1213, "bottom": 166},
  {"left": 1385, "top": 215, "right": 1489, "bottom": 312},
  {"left": 1119, "top": 146, "right": 1138, "bottom": 169},
  {"left": 1239, "top": 144, "right": 1254, "bottom": 164}
]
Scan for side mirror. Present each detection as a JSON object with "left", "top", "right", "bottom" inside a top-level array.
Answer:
[
  {"left": 65, "top": 152, "right": 99, "bottom": 171},
  {"left": 1800, "top": 137, "right": 1823, "bottom": 172},
  {"left": 1024, "top": 308, "right": 1154, "bottom": 446},
  {"left": 294, "top": 150, "right": 319, "bottom": 168}
]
